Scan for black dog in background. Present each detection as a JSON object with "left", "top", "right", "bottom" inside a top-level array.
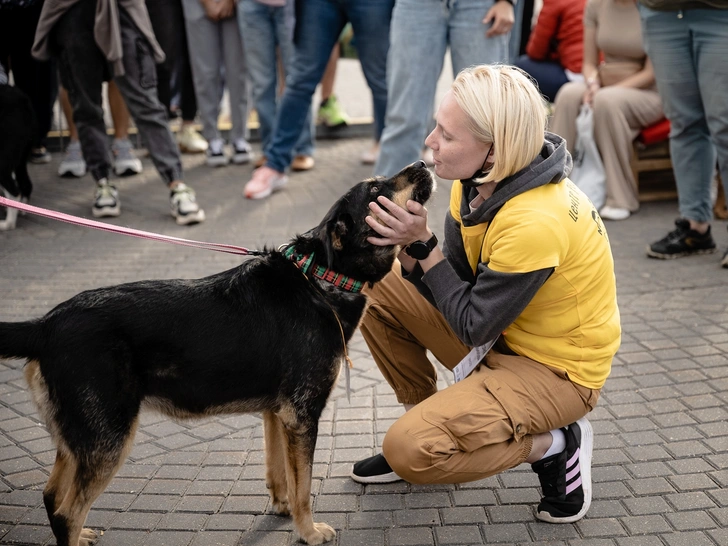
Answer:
[{"left": 0, "top": 65, "right": 36, "bottom": 231}]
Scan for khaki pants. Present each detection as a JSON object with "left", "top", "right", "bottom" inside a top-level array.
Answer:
[{"left": 361, "top": 264, "right": 600, "bottom": 484}]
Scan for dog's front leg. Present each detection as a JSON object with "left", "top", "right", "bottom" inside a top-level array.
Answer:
[
  {"left": 262, "top": 411, "right": 290, "bottom": 515},
  {"left": 280, "top": 420, "right": 336, "bottom": 545}
]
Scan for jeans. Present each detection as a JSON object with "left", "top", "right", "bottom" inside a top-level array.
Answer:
[
  {"left": 639, "top": 6, "right": 728, "bottom": 223},
  {"left": 265, "top": 0, "right": 393, "bottom": 172},
  {"left": 513, "top": 55, "right": 568, "bottom": 104},
  {"left": 374, "top": 0, "right": 509, "bottom": 177},
  {"left": 237, "top": 0, "right": 313, "bottom": 157}
]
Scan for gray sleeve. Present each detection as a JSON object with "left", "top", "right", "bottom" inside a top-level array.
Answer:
[{"left": 421, "top": 260, "right": 554, "bottom": 347}]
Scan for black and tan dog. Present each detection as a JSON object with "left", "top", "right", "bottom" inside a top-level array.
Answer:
[{"left": 0, "top": 161, "right": 434, "bottom": 546}]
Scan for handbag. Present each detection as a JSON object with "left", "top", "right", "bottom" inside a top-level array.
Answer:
[{"left": 569, "top": 104, "right": 606, "bottom": 210}]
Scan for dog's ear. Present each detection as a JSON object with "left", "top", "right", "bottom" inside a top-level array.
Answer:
[{"left": 322, "top": 214, "right": 350, "bottom": 268}]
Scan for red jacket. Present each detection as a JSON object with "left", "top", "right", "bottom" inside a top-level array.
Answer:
[{"left": 525, "top": 0, "right": 587, "bottom": 74}]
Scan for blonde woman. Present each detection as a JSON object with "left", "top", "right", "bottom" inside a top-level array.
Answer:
[
  {"left": 350, "top": 64, "right": 621, "bottom": 525},
  {"left": 549, "top": 0, "right": 664, "bottom": 220}
]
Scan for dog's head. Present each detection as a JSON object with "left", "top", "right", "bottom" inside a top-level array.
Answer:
[{"left": 291, "top": 160, "right": 436, "bottom": 286}]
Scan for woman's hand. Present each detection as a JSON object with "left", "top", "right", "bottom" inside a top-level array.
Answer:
[
  {"left": 583, "top": 78, "right": 600, "bottom": 106},
  {"left": 365, "top": 196, "right": 431, "bottom": 247},
  {"left": 483, "top": 1, "right": 515, "bottom": 38}
]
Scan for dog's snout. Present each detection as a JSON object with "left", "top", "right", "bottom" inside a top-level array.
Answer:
[{"left": 414, "top": 160, "right": 427, "bottom": 169}]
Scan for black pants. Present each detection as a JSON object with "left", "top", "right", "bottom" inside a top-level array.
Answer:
[
  {"left": 0, "top": 1, "right": 58, "bottom": 149},
  {"left": 145, "top": 0, "right": 197, "bottom": 121}
]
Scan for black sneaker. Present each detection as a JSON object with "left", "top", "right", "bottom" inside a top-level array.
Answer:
[
  {"left": 647, "top": 218, "right": 716, "bottom": 259},
  {"left": 350, "top": 453, "right": 402, "bottom": 484},
  {"left": 531, "top": 417, "right": 593, "bottom": 524},
  {"left": 722, "top": 247, "right": 728, "bottom": 269}
]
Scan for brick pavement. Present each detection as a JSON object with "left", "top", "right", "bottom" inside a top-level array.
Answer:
[{"left": 1, "top": 135, "right": 728, "bottom": 546}]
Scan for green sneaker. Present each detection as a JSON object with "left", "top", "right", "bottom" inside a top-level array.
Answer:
[{"left": 318, "top": 95, "right": 349, "bottom": 128}]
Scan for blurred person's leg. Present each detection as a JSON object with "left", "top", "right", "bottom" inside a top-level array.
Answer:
[
  {"left": 114, "top": 6, "right": 204, "bottom": 224},
  {"left": 114, "top": 7, "right": 183, "bottom": 186},
  {"left": 238, "top": 0, "right": 280, "bottom": 152},
  {"left": 52, "top": 0, "right": 113, "bottom": 183},
  {"left": 182, "top": 0, "right": 224, "bottom": 145},
  {"left": 58, "top": 86, "right": 88, "bottom": 177},
  {"left": 549, "top": 81, "right": 586, "bottom": 154},
  {"left": 448, "top": 0, "right": 508, "bottom": 74},
  {"left": 108, "top": 80, "right": 143, "bottom": 176},
  {"left": 263, "top": 0, "right": 343, "bottom": 173},
  {"left": 639, "top": 6, "right": 727, "bottom": 225},
  {"left": 275, "top": 0, "right": 314, "bottom": 161},
  {"left": 243, "top": 0, "right": 341, "bottom": 198},
  {"left": 3, "top": 0, "right": 57, "bottom": 162},
  {"left": 220, "top": 14, "right": 251, "bottom": 163},
  {"left": 346, "top": 0, "right": 392, "bottom": 145},
  {"left": 592, "top": 87, "right": 664, "bottom": 214},
  {"left": 513, "top": 56, "right": 569, "bottom": 104},
  {"left": 374, "top": 0, "right": 447, "bottom": 177},
  {"left": 316, "top": 44, "right": 349, "bottom": 128}
]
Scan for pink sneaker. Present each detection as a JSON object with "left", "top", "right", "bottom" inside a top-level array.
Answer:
[{"left": 244, "top": 166, "right": 288, "bottom": 200}]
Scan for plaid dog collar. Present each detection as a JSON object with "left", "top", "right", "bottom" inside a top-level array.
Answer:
[{"left": 283, "top": 246, "right": 364, "bottom": 293}]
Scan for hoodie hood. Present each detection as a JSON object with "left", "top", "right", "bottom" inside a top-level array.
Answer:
[{"left": 460, "top": 132, "right": 572, "bottom": 227}]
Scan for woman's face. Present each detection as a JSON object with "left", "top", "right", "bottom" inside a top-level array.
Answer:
[{"left": 424, "top": 91, "right": 492, "bottom": 182}]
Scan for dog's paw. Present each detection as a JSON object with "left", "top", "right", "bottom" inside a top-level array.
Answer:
[
  {"left": 271, "top": 498, "right": 290, "bottom": 516},
  {"left": 79, "top": 527, "right": 99, "bottom": 545},
  {"left": 301, "top": 522, "right": 336, "bottom": 545}
]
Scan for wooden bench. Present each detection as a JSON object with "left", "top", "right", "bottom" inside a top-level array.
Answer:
[{"left": 630, "top": 118, "right": 677, "bottom": 202}]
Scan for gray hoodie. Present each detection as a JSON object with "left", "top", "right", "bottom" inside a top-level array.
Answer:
[{"left": 405, "top": 132, "right": 573, "bottom": 348}]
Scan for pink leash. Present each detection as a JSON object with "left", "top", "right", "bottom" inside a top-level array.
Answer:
[{"left": 0, "top": 195, "right": 263, "bottom": 256}]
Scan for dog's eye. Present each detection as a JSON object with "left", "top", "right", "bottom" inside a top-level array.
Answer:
[{"left": 370, "top": 185, "right": 380, "bottom": 193}]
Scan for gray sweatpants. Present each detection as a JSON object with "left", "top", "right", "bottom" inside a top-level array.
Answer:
[{"left": 181, "top": 0, "right": 249, "bottom": 143}]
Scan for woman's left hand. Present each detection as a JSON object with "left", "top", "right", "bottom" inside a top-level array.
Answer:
[{"left": 366, "top": 196, "right": 431, "bottom": 247}]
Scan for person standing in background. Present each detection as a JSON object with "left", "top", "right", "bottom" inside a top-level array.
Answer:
[
  {"left": 242, "top": 0, "right": 394, "bottom": 200},
  {"left": 372, "top": 0, "right": 514, "bottom": 178},
  {"left": 514, "top": 0, "right": 587, "bottom": 103},
  {"left": 0, "top": 0, "right": 57, "bottom": 165},
  {"left": 638, "top": 0, "right": 728, "bottom": 266},
  {"left": 181, "top": 0, "right": 252, "bottom": 167}
]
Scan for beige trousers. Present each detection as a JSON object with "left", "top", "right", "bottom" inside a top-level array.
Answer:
[
  {"left": 360, "top": 264, "right": 600, "bottom": 484},
  {"left": 550, "top": 82, "right": 664, "bottom": 212}
]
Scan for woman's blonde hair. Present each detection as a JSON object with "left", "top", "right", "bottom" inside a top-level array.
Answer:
[{"left": 451, "top": 64, "right": 548, "bottom": 183}]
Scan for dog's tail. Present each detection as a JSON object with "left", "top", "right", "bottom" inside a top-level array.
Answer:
[{"left": 0, "top": 321, "right": 44, "bottom": 360}]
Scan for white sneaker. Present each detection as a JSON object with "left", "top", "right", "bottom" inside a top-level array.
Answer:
[
  {"left": 0, "top": 187, "right": 20, "bottom": 231},
  {"left": 92, "top": 179, "right": 121, "bottom": 218},
  {"left": 58, "top": 141, "right": 87, "bottom": 177},
  {"left": 206, "top": 138, "right": 229, "bottom": 167},
  {"left": 112, "top": 138, "right": 143, "bottom": 177},
  {"left": 232, "top": 138, "right": 253, "bottom": 165},
  {"left": 599, "top": 205, "right": 630, "bottom": 221},
  {"left": 170, "top": 183, "right": 205, "bottom": 225},
  {"left": 177, "top": 125, "right": 208, "bottom": 154}
]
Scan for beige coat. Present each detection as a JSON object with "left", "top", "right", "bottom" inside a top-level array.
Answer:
[{"left": 32, "top": 0, "right": 164, "bottom": 77}]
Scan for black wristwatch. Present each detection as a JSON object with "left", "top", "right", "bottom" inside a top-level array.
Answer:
[{"left": 405, "top": 234, "right": 438, "bottom": 260}]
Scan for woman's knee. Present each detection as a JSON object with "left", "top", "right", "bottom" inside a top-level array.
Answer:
[{"left": 382, "top": 419, "right": 434, "bottom": 484}]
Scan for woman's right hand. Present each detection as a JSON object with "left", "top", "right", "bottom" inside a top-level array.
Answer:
[{"left": 583, "top": 78, "right": 600, "bottom": 106}]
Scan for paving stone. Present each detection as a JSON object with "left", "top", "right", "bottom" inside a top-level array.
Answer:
[{"left": 2, "top": 129, "right": 728, "bottom": 546}]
